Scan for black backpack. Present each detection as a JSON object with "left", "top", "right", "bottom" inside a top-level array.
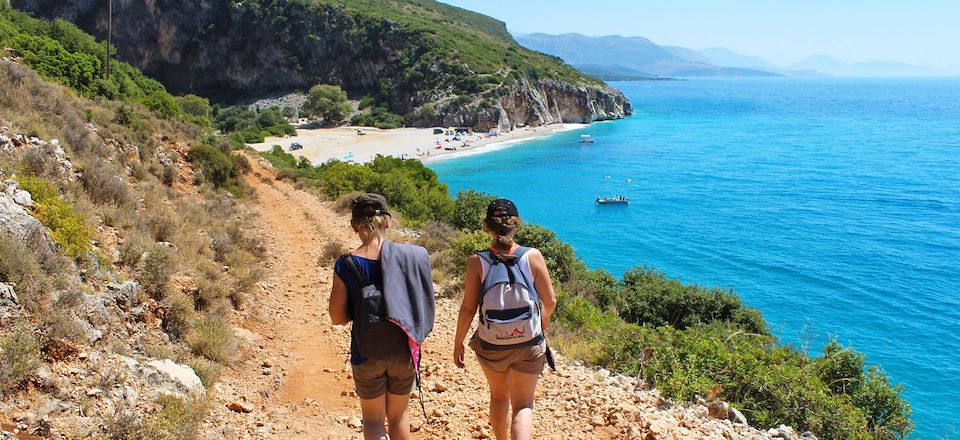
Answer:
[{"left": 342, "top": 255, "right": 395, "bottom": 359}]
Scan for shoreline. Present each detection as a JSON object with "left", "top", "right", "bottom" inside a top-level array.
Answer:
[{"left": 247, "top": 123, "right": 588, "bottom": 165}]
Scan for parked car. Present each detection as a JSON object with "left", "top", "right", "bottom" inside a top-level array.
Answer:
[{"left": 290, "top": 142, "right": 303, "bottom": 151}]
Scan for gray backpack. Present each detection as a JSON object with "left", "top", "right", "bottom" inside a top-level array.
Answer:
[{"left": 476, "top": 247, "right": 544, "bottom": 349}]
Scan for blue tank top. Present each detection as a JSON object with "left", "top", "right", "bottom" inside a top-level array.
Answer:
[{"left": 334, "top": 255, "right": 407, "bottom": 364}]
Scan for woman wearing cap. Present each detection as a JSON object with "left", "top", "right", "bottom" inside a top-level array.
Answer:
[
  {"left": 329, "top": 193, "right": 435, "bottom": 440},
  {"left": 453, "top": 198, "right": 558, "bottom": 440}
]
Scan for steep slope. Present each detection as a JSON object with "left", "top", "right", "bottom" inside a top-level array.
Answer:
[
  {"left": 10, "top": 0, "right": 631, "bottom": 130},
  {"left": 516, "top": 33, "right": 781, "bottom": 78}
]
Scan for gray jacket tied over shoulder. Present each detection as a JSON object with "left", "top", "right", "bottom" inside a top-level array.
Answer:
[{"left": 380, "top": 240, "right": 435, "bottom": 359}]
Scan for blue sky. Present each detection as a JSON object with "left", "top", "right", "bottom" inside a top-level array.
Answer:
[{"left": 442, "top": 0, "right": 960, "bottom": 70}]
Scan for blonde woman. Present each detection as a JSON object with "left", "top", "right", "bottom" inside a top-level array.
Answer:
[
  {"left": 329, "top": 193, "right": 435, "bottom": 440},
  {"left": 453, "top": 198, "right": 558, "bottom": 440}
]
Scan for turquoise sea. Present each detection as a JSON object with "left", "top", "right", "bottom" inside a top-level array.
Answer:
[{"left": 430, "top": 78, "right": 960, "bottom": 438}]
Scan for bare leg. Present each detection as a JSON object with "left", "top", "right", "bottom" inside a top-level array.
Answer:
[
  {"left": 480, "top": 365, "right": 511, "bottom": 440},
  {"left": 359, "top": 396, "right": 388, "bottom": 440},
  {"left": 508, "top": 370, "right": 539, "bottom": 440},
  {"left": 385, "top": 392, "right": 412, "bottom": 440}
]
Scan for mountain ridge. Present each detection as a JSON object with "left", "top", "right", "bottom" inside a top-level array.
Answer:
[{"left": 10, "top": 0, "right": 631, "bottom": 130}]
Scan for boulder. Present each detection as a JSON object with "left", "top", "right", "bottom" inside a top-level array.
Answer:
[
  {"left": 0, "top": 192, "right": 45, "bottom": 241},
  {"left": 728, "top": 407, "right": 748, "bottom": 425},
  {"left": 145, "top": 359, "right": 204, "bottom": 394},
  {"left": 11, "top": 189, "right": 32, "bottom": 207},
  {"left": 105, "top": 281, "right": 141, "bottom": 310},
  {"left": 120, "top": 356, "right": 204, "bottom": 396}
]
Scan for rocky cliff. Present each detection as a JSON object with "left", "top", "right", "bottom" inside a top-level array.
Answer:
[{"left": 10, "top": 0, "right": 631, "bottom": 129}]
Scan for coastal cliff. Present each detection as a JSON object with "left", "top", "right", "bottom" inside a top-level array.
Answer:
[{"left": 10, "top": 0, "right": 631, "bottom": 129}]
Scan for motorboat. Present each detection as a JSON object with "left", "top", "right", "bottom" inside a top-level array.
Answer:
[
  {"left": 579, "top": 134, "right": 595, "bottom": 144},
  {"left": 596, "top": 196, "right": 629, "bottom": 205}
]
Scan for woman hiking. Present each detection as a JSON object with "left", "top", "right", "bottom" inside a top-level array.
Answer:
[
  {"left": 329, "top": 193, "right": 435, "bottom": 440},
  {"left": 453, "top": 198, "right": 558, "bottom": 440}
]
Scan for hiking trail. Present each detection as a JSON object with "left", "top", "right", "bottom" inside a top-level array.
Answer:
[{"left": 200, "top": 153, "right": 776, "bottom": 440}]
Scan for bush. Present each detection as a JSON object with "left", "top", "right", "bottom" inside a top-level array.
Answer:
[
  {"left": 0, "top": 325, "right": 41, "bottom": 395},
  {"left": 319, "top": 240, "right": 351, "bottom": 267},
  {"left": 141, "top": 245, "right": 173, "bottom": 298},
  {"left": 115, "top": 105, "right": 143, "bottom": 129},
  {"left": 514, "top": 223, "right": 585, "bottom": 283},
  {"left": 18, "top": 176, "right": 92, "bottom": 259},
  {"left": 161, "top": 292, "right": 194, "bottom": 339},
  {"left": 616, "top": 266, "right": 768, "bottom": 334},
  {"left": 82, "top": 161, "right": 131, "bottom": 206},
  {"left": 187, "top": 314, "right": 236, "bottom": 363},
  {"left": 142, "top": 394, "right": 208, "bottom": 440},
  {"left": 451, "top": 189, "right": 495, "bottom": 231}
]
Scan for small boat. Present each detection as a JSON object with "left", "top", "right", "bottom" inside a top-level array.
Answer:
[
  {"left": 603, "top": 175, "right": 611, "bottom": 179},
  {"left": 596, "top": 196, "right": 629, "bottom": 205},
  {"left": 625, "top": 178, "right": 632, "bottom": 183},
  {"left": 579, "top": 135, "right": 595, "bottom": 144}
]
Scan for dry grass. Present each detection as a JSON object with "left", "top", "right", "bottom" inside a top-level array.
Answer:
[
  {"left": 319, "top": 240, "right": 351, "bottom": 267},
  {"left": 0, "top": 325, "right": 41, "bottom": 395},
  {"left": 187, "top": 314, "right": 237, "bottom": 364}
]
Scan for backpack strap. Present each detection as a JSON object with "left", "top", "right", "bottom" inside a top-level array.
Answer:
[{"left": 341, "top": 255, "right": 372, "bottom": 287}]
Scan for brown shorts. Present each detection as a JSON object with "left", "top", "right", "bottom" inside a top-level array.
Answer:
[
  {"left": 351, "top": 354, "right": 415, "bottom": 399},
  {"left": 469, "top": 335, "right": 546, "bottom": 375}
]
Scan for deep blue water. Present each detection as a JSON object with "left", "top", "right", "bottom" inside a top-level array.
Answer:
[{"left": 430, "top": 78, "right": 960, "bottom": 438}]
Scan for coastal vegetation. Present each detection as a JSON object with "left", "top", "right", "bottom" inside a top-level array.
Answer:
[
  {"left": 259, "top": 148, "right": 912, "bottom": 440},
  {"left": 302, "top": 84, "right": 352, "bottom": 126}
]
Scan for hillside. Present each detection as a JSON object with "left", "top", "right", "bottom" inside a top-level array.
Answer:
[
  {"left": 10, "top": 0, "right": 631, "bottom": 130},
  {"left": 516, "top": 33, "right": 781, "bottom": 78}
]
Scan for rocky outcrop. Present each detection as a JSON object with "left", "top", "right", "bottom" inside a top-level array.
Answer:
[
  {"left": 438, "top": 77, "right": 632, "bottom": 130},
  {"left": 11, "top": 0, "right": 631, "bottom": 129}
]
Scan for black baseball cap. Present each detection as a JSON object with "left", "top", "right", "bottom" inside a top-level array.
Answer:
[
  {"left": 351, "top": 193, "right": 392, "bottom": 220},
  {"left": 486, "top": 198, "right": 519, "bottom": 219}
]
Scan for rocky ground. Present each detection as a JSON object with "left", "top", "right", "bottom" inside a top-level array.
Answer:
[{"left": 197, "top": 154, "right": 813, "bottom": 440}]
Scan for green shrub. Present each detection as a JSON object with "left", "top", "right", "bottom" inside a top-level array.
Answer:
[
  {"left": 514, "top": 223, "right": 585, "bottom": 283},
  {"left": 450, "top": 189, "right": 495, "bottom": 231},
  {"left": 18, "top": 176, "right": 92, "bottom": 259},
  {"left": 0, "top": 325, "right": 41, "bottom": 395},
  {"left": 616, "top": 266, "right": 768, "bottom": 334}
]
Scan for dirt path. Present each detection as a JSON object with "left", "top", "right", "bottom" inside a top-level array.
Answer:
[{"left": 201, "top": 154, "right": 775, "bottom": 440}]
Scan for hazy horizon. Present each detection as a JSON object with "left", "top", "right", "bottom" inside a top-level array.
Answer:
[{"left": 442, "top": 0, "right": 960, "bottom": 74}]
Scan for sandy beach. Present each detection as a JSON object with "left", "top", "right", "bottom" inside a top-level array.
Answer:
[{"left": 247, "top": 123, "right": 587, "bottom": 165}]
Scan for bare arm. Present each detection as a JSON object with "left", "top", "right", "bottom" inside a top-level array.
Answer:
[
  {"left": 328, "top": 272, "right": 350, "bottom": 325},
  {"left": 528, "top": 249, "right": 557, "bottom": 332},
  {"left": 453, "top": 254, "right": 482, "bottom": 368}
]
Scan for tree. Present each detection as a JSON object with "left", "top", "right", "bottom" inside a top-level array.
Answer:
[{"left": 302, "top": 84, "right": 351, "bottom": 125}]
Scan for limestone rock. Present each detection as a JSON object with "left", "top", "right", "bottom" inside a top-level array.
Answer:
[
  {"left": 146, "top": 359, "right": 204, "bottom": 394},
  {"left": 120, "top": 356, "right": 204, "bottom": 396},
  {"left": 11, "top": 189, "right": 32, "bottom": 207},
  {"left": 728, "top": 407, "right": 748, "bottom": 425},
  {"left": 0, "top": 282, "right": 19, "bottom": 322}
]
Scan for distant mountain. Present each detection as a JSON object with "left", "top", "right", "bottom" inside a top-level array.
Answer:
[
  {"left": 573, "top": 64, "right": 660, "bottom": 81},
  {"left": 515, "top": 33, "right": 781, "bottom": 78},
  {"left": 789, "top": 55, "right": 942, "bottom": 77},
  {"left": 699, "top": 47, "right": 781, "bottom": 71},
  {"left": 661, "top": 45, "right": 712, "bottom": 64}
]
